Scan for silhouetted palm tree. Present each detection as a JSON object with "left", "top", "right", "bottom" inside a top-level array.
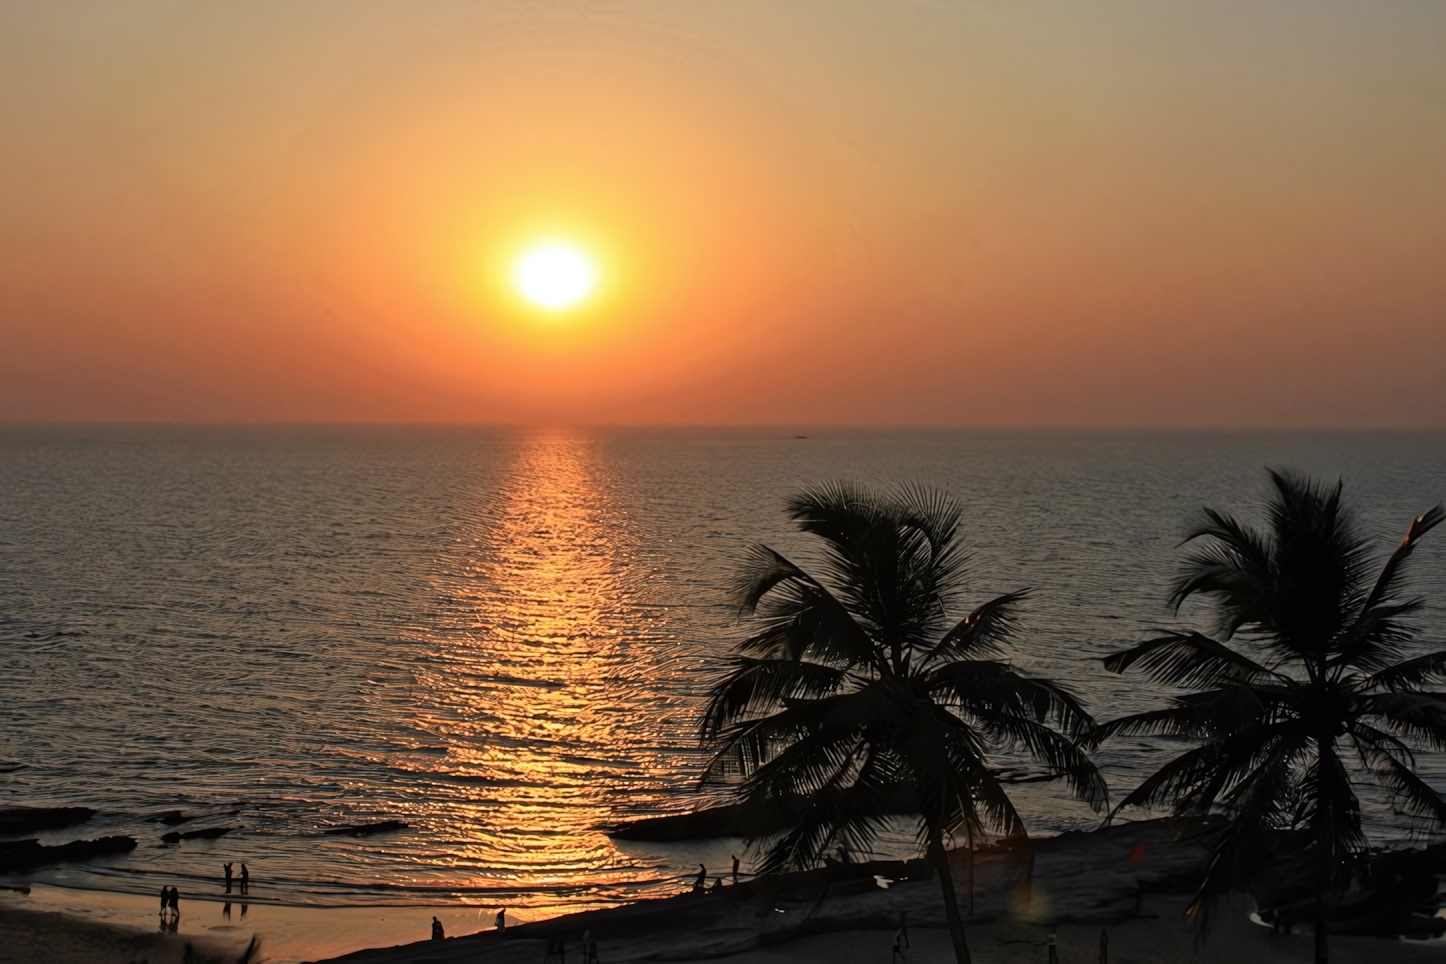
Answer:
[
  {"left": 701, "top": 482, "right": 1106, "bottom": 964},
  {"left": 1098, "top": 471, "right": 1446, "bottom": 964}
]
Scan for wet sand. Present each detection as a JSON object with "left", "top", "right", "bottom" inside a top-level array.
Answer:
[
  {"left": 0, "top": 904, "right": 241, "bottom": 964},
  {"left": 0, "top": 883, "right": 524, "bottom": 964}
]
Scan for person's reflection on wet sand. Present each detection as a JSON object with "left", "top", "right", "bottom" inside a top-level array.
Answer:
[
  {"left": 223, "top": 902, "right": 232, "bottom": 921},
  {"left": 240, "top": 902, "right": 249, "bottom": 921}
]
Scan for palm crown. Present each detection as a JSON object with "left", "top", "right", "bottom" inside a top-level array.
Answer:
[
  {"left": 701, "top": 482, "right": 1106, "bottom": 964},
  {"left": 1098, "top": 471, "right": 1446, "bottom": 960}
]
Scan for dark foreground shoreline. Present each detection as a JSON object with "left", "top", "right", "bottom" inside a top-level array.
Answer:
[{"left": 317, "top": 817, "right": 1446, "bottom": 963}]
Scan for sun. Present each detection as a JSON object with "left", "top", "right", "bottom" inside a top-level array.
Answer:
[{"left": 512, "top": 240, "right": 599, "bottom": 311}]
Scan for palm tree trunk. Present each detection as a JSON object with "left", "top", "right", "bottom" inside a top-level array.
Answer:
[
  {"left": 928, "top": 825, "right": 972, "bottom": 964},
  {"left": 1313, "top": 734, "right": 1331, "bottom": 964}
]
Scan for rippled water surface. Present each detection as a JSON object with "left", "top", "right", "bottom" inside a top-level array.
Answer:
[{"left": 2, "top": 427, "right": 1445, "bottom": 914}]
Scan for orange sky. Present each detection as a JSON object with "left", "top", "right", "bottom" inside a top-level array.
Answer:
[{"left": 2, "top": 1, "right": 1444, "bottom": 426}]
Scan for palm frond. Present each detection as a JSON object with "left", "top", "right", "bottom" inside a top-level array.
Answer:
[
  {"left": 1330, "top": 504, "right": 1442, "bottom": 670},
  {"left": 1102, "top": 631, "right": 1279, "bottom": 689},
  {"left": 1373, "top": 752, "right": 1446, "bottom": 827},
  {"left": 1365, "top": 649, "right": 1446, "bottom": 692},
  {"left": 699, "top": 657, "right": 848, "bottom": 742},
  {"left": 925, "top": 659, "right": 1094, "bottom": 739},
  {"left": 732, "top": 544, "right": 810, "bottom": 615},
  {"left": 1169, "top": 507, "right": 1273, "bottom": 637},
  {"left": 1360, "top": 692, "right": 1446, "bottom": 751},
  {"left": 922, "top": 589, "right": 1028, "bottom": 663},
  {"left": 1094, "top": 685, "right": 1273, "bottom": 743},
  {"left": 977, "top": 712, "right": 1108, "bottom": 812},
  {"left": 1350, "top": 504, "right": 1444, "bottom": 623}
]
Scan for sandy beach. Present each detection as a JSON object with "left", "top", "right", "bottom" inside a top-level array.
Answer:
[
  {"left": 7, "top": 818, "right": 1444, "bottom": 963},
  {"left": 324, "top": 898, "right": 1446, "bottom": 964},
  {"left": 7, "top": 890, "right": 1441, "bottom": 964}
]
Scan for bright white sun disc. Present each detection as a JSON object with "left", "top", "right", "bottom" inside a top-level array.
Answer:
[{"left": 513, "top": 242, "right": 598, "bottom": 310}]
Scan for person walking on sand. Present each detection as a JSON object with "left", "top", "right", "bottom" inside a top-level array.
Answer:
[
  {"left": 223, "top": 862, "right": 233, "bottom": 894},
  {"left": 239, "top": 863, "right": 249, "bottom": 895},
  {"left": 495, "top": 908, "right": 506, "bottom": 932},
  {"left": 168, "top": 886, "right": 181, "bottom": 920},
  {"left": 1047, "top": 928, "right": 1059, "bottom": 964},
  {"left": 731, "top": 854, "right": 739, "bottom": 885},
  {"left": 159, "top": 885, "right": 169, "bottom": 918},
  {"left": 431, "top": 916, "right": 444, "bottom": 941},
  {"left": 692, "top": 864, "right": 707, "bottom": 892}
]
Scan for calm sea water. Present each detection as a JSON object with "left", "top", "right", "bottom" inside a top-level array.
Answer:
[{"left": 2, "top": 427, "right": 1445, "bottom": 915}]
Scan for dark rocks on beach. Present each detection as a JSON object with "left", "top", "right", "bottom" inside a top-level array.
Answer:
[
  {"left": 0, "top": 836, "right": 136, "bottom": 873},
  {"left": 1250, "top": 834, "right": 1446, "bottom": 938},
  {"left": 160, "top": 826, "right": 238, "bottom": 843},
  {"left": 609, "top": 805, "right": 753, "bottom": 841},
  {"left": 324, "top": 820, "right": 410, "bottom": 837},
  {"left": 0, "top": 806, "right": 96, "bottom": 836},
  {"left": 609, "top": 790, "right": 918, "bottom": 842}
]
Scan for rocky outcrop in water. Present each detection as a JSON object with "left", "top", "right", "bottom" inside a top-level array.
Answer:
[
  {"left": 324, "top": 820, "right": 409, "bottom": 837},
  {"left": 0, "top": 807, "right": 95, "bottom": 836},
  {"left": 0, "top": 836, "right": 136, "bottom": 873},
  {"left": 607, "top": 805, "right": 756, "bottom": 841},
  {"left": 161, "top": 826, "right": 238, "bottom": 843},
  {"left": 147, "top": 810, "right": 193, "bottom": 826}
]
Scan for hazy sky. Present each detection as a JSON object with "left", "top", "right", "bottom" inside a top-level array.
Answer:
[{"left": 3, "top": 1, "right": 1444, "bottom": 426}]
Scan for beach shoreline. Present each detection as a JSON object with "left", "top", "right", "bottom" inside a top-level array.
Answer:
[{"left": 9, "top": 817, "right": 1445, "bottom": 963}]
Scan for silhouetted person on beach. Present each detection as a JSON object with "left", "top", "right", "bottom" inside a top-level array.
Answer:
[
  {"left": 159, "top": 886, "right": 169, "bottom": 918},
  {"left": 168, "top": 886, "right": 181, "bottom": 920},
  {"left": 1099, "top": 928, "right": 1109, "bottom": 964},
  {"left": 239, "top": 863, "right": 249, "bottom": 895},
  {"left": 731, "top": 854, "right": 739, "bottom": 885},
  {"left": 224, "top": 862, "right": 233, "bottom": 894},
  {"left": 495, "top": 908, "right": 506, "bottom": 932},
  {"left": 692, "top": 864, "right": 707, "bottom": 892},
  {"left": 1048, "top": 928, "right": 1059, "bottom": 964},
  {"left": 431, "top": 916, "right": 444, "bottom": 941}
]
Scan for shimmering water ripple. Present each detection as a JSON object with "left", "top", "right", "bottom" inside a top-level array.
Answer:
[{"left": 1, "top": 427, "right": 1444, "bottom": 912}]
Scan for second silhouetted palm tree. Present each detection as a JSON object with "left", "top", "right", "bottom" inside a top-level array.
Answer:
[
  {"left": 701, "top": 482, "right": 1106, "bottom": 964},
  {"left": 1098, "top": 471, "right": 1446, "bottom": 964}
]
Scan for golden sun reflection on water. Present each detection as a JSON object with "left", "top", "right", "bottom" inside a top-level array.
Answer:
[{"left": 401, "top": 432, "right": 703, "bottom": 908}]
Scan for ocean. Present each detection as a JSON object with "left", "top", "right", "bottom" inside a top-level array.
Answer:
[{"left": 3, "top": 426, "right": 1445, "bottom": 920}]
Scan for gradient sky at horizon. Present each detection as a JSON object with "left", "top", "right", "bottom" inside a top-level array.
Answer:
[{"left": 3, "top": 1, "right": 1444, "bottom": 427}]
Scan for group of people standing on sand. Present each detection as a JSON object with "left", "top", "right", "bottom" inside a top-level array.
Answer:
[
  {"left": 691, "top": 855, "right": 743, "bottom": 893},
  {"left": 223, "top": 861, "right": 250, "bottom": 894},
  {"left": 155, "top": 862, "right": 252, "bottom": 933},
  {"left": 158, "top": 885, "right": 181, "bottom": 932}
]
